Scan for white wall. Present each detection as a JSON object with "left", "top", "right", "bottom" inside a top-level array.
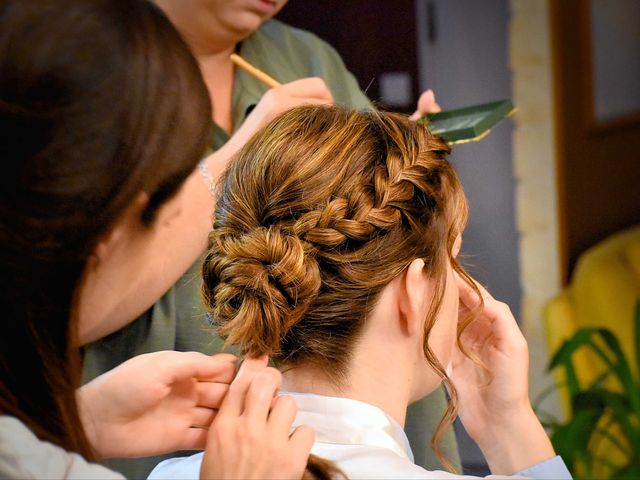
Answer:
[{"left": 416, "top": 0, "right": 521, "bottom": 318}]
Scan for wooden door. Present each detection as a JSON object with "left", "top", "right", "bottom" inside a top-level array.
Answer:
[{"left": 551, "top": 0, "right": 640, "bottom": 281}]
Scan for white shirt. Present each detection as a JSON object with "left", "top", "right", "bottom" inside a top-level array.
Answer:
[
  {"left": 149, "top": 393, "right": 572, "bottom": 480},
  {"left": 0, "top": 416, "right": 123, "bottom": 479}
]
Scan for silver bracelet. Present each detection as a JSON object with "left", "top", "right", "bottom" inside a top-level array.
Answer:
[{"left": 198, "top": 159, "right": 216, "bottom": 196}]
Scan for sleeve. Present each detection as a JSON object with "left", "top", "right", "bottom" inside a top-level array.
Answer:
[
  {"left": 515, "top": 456, "right": 572, "bottom": 480},
  {"left": 0, "top": 417, "right": 125, "bottom": 480},
  {"left": 148, "top": 452, "right": 204, "bottom": 480}
]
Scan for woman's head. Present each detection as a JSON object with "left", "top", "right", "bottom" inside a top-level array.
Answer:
[
  {"left": 204, "top": 105, "right": 472, "bottom": 467},
  {"left": 204, "top": 104, "right": 468, "bottom": 382},
  {"left": 0, "top": 0, "right": 210, "bottom": 456}
]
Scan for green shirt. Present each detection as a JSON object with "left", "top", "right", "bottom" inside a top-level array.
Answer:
[
  {"left": 212, "top": 19, "right": 372, "bottom": 149},
  {"left": 83, "top": 19, "right": 460, "bottom": 478}
]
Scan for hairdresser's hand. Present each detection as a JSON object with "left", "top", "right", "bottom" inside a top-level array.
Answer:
[
  {"left": 201, "top": 356, "right": 315, "bottom": 480},
  {"left": 409, "top": 89, "right": 442, "bottom": 121},
  {"left": 450, "top": 275, "right": 554, "bottom": 474},
  {"left": 230, "top": 77, "right": 334, "bottom": 148},
  {"left": 78, "top": 351, "right": 236, "bottom": 459}
]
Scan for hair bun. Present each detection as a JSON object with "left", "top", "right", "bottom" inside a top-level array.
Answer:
[{"left": 202, "top": 227, "right": 321, "bottom": 356}]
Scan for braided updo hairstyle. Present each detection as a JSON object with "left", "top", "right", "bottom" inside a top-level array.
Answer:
[{"left": 203, "top": 105, "right": 476, "bottom": 471}]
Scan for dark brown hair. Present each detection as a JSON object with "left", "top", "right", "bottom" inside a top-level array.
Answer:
[
  {"left": 203, "top": 105, "right": 477, "bottom": 472},
  {"left": 0, "top": 0, "right": 211, "bottom": 458}
]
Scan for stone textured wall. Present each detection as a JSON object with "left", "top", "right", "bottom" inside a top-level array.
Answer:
[{"left": 509, "top": 0, "right": 563, "bottom": 419}]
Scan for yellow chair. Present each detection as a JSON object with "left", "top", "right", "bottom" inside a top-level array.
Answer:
[{"left": 543, "top": 225, "right": 640, "bottom": 475}]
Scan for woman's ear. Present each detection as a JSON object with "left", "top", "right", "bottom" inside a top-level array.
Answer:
[
  {"left": 399, "top": 258, "right": 433, "bottom": 337},
  {"left": 91, "top": 191, "right": 149, "bottom": 264}
]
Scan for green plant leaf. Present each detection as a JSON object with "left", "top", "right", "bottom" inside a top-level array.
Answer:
[
  {"left": 548, "top": 328, "right": 593, "bottom": 370},
  {"left": 572, "top": 390, "right": 607, "bottom": 413},
  {"left": 613, "top": 463, "right": 640, "bottom": 480},
  {"left": 548, "top": 329, "right": 594, "bottom": 399},
  {"left": 544, "top": 301, "right": 640, "bottom": 479},
  {"left": 635, "top": 300, "right": 640, "bottom": 384},
  {"left": 590, "top": 455, "right": 621, "bottom": 478},
  {"left": 591, "top": 423, "right": 632, "bottom": 456},
  {"left": 595, "top": 329, "right": 633, "bottom": 382},
  {"left": 587, "top": 370, "right": 610, "bottom": 390},
  {"left": 588, "top": 331, "right": 640, "bottom": 415},
  {"left": 582, "top": 389, "right": 640, "bottom": 447},
  {"left": 551, "top": 408, "right": 604, "bottom": 468}
]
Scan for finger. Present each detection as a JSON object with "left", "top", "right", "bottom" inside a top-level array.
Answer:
[
  {"left": 267, "top": 394, "right": 297, "bottom": 434},
  {"left": 162, "top": 351, "right": 237, "bottom": 384},
  {"left": 280, "top": 77, "right": 334, "bottom": 102},
  {"left": 196, "top": 381, "right": 230, "bottom": 409},
  {"left": 456, "top": 274, "right": 521, "bottom": 344},
  {"left": 459, "top": 316, "right": 494, "bottom": 344},
  {"left": 286, "top": 97, "right": 334, "bottom": 109},
  {"left": 456, "top": 273, "right": 483, "bottom": 311},
  {"left": 180, "top": 425, "right": 209, "bottom": 451},
  {"left": 288, "top": 424, "right": 316, "bottom": 458},
  {"left": 197, "top": 361, "right": 236, "bottom": 384},
  {"left": 190, "top": 406, "right": 216, "bottom": 429},
  {"left": 455, "top": 275, "right": 502, "bottom": 344},
  {"left": 417, "top": 89, "right": 441, "bottom": 114},
  {"left": 243, "top": 367, "right": 282, "bottom": 423},
  {"left": 211, "top": 353, "right": 238, "bottom": 364},
  {"left": 217, "top": 356, "right": 269, "bottom": 419}
]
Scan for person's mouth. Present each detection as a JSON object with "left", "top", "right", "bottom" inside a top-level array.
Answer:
[{"left": 256, "top": 0, "right": 277, "bottom": 10}]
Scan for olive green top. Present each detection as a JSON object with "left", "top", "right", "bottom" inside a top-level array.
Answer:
[{"left": 82, "top": 19, "right": 460, "bottom": 478}]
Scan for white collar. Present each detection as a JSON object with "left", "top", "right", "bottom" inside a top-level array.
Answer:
[{"left": 284, "top": 392, "right": 414, "bottom": 463}]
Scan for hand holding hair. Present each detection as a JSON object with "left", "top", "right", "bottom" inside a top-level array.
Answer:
[
  {"left": 77, "top": 351, "right": 237, "bottom": 459},
  {"left": 200, "top": 356, "right": 315, "bottom": 480},
  {"left": 450, "top": 274, "right": 555, "bottom": 475}
]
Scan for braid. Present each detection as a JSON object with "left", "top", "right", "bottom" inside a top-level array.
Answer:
[
  {"left": 290, "top": 196, "right": 401, "bottom": 248},
  {"left": 203, "top": 227, "right": 321, "bottom": 357}
]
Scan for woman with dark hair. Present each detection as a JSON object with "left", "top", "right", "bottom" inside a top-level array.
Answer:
[
  {"left": 0, "top": 0, "right": 321, "bottom": 477},
  {"left": 151, "top": 105, "right": 572, "bottom": 479}
]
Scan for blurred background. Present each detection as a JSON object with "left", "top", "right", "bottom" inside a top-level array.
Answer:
[{"left": 278, "top": 0, "right": 640, "bottom": 476}]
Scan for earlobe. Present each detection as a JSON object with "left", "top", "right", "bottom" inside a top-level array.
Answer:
[
  {"left": 401, "top": 258, "right": 432, "bottom": 337},
  {"left": 92, "top": 223, "right": 125, "bottom": 264},
  {"left": 91, "top": 191, "right": 149, "bottom": 262}
]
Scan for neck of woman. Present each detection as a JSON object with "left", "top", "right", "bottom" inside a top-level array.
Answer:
[
  {"left": 195, "top": 48, "right": 235, "bottom": 132},
  {"left": 155, "top": 6, "right": 239, "bottom": 132},
  {"left": 281, "top": 334, "right": 419, "bottom": 428}
]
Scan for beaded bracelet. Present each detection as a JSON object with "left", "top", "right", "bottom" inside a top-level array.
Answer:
[{"left": 198, "top": 159, "right": 216, "bottom": 196}]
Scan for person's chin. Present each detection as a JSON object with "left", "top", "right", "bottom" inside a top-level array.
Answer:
[{"left": 229, "top": 14, "right": 268, "bottom": 38}]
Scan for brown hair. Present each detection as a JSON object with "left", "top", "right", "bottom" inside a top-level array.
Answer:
[
  {"left": 203, "top": 105, "right": 476, "bottom": 473},
  {"left": 0, "top": 0, "right": 210, "bottom": 459}
]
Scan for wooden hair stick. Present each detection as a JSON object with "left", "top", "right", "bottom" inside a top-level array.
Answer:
[{"left": 230, "top": 53, "right": 281, "bottom": 88}]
